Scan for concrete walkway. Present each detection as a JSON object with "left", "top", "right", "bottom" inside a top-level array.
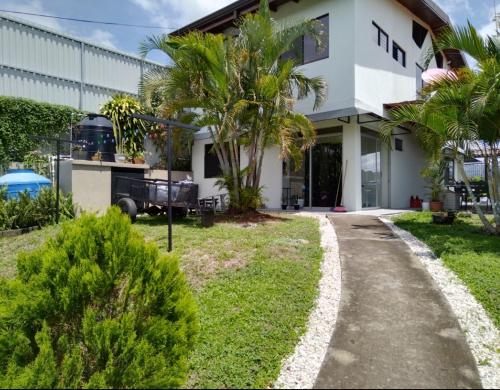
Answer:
[{"left": 314, "top": 215, "right": 482, "bottom": 389}]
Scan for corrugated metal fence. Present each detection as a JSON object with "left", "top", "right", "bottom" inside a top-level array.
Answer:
[{"left": 0, "top": 14, "right": 162, "bottom": 112}]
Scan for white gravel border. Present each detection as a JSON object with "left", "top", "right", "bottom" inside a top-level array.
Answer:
[
  {"left": 380, "top": 217, "right": 500, "bottom": 389},
  {"left": 274, "top": 213, "right": 341, "bottom": 389}
]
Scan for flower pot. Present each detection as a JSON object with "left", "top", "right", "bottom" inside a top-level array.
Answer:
[
  {"left": 430, "top": 201, "right": 443, "bottom": 212},
  {"left": 133, "top": 157, "right": 145, "bottom": 164},
  {"left": 114, "top": 154, "right": 126, "bottom": 163},
  {"left": 281, "top": 204, "right": 288, "bottom": 210},
  {"left": 294, "top": 204, "right": 300, "bottom": 211},
  {"left": 201, "top": 208, "right": 215, "bottom": 228}
]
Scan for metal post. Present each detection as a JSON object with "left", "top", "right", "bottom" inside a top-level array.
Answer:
[
  {"left": 56, "top": 138, "right": 61, "bottom": 224},
  {"left": 167, "top": 125, "right": 173, "bottom": 252}
]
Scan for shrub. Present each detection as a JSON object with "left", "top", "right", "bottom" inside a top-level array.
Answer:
[
  {"left": 0, "top": 96, "right": 83, "bottom": 169},
  {"left": 0, "top": 188, "right": 75, "bottom": 231},
  {"left": 0, "top": 207, "right": 198, "bottom": 388}
]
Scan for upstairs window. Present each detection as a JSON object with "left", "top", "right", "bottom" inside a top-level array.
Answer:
[
  {"left": 303, "top": 14, "right": 329, "bottom": 64},
  {"left": 372, "top": 21, "right": 389, "bottom": 52},
  {"left": 412, "top": 21, "right": 428, "bottom": 48},
  {"left": 281, "top": 14, "right": 329, "bottom": 65},
  {"left": 416, "top": 63, "right": 425, "bottom": 94},
  {"left": 393, "top": 42, "right": 406, "bottom": 67},
  {"left": 435, "top": 51, "right": 444, "bottom": 68}
]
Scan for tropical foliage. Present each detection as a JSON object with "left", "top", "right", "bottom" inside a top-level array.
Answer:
[
  {"left": 139, "top": 0, "right": 326, "bottom": 211},
  {"left": 0, "top": 208, "right": 198, "bottom": 388},
  {"left": 0, "top": 96, "right": 83, "bottom": 170},
  {"left": 100, "top": 94, "right": 148, "bottom": 156},
  {"left": 381, "top": 23, "right": 499, "bottom": 234},
  {"left": 0, "top": 187, "right": 75, "bottom": 231}
]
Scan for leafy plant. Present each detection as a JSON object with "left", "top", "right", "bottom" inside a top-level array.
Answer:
[
  {"left": 381, "top": 23, "right": 499, "bottom": 234},
  {"left": 0, "top": 96, "right": 83, "bottom": 170},
  {"left": 100, "top": 94, "right": 147, "bottom": 156},
  {"left": 421, "top": 160, "right": 446, "bottom": 202},
  {"left": 22, "top": 151, "right": 51, "bottom": 177},
  {"left": 0, "top": 188, "right": 75, "bottom": 231},
  {"left": 0, "top": 207, "right": 198, "bottom": 388}
]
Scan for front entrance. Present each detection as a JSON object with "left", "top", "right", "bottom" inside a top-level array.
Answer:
[
  {"left": 282, "top": 130, "right": 342, "bottom": 209},
  {"left": 361, "top": 132, "right": 382, "bottom": 208}
]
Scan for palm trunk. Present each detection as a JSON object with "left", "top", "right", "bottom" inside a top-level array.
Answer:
[
  {"left": 228, "top": 139, "right": 240, "bottom": 209},
  {"left": 457, "top": 158, "right": 495, "bottom": 234}
]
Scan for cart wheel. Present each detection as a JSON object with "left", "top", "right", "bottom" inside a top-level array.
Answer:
[
  {"left": 146, "top": 206, "right": 161, "bottom": 216},
  {"left": 117, "top": 198, "right": 137, "bottom": 223},
  {"left": 173, "top": 207, "right": 188, "bottom": 219}
]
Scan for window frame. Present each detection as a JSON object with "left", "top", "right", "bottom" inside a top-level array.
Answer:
[
  {"left": 281, "top": 13, "right": 330, "bottom": 66},
  {"left": 372, "top": 21, "right": 389, "bottom": 53},
  {"left": 302, "top": 14, "right": 330, "bottom": 65},
  {"left": 392, "top": 41, "right": 406, "bottom": 67},
  {"left": 416, "top": 63, "right": 425, "bottom": 94}
]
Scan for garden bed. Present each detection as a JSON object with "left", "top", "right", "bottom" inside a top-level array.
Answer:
[{"left": 0, "top": 213, "right": 323, "bottom": 388}]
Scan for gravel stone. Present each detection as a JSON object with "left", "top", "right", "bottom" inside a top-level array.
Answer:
[
  {"left": 380, "top": 217, "right": 500, "bottom": 389},
  {"left": 274, "top": 213, "right": 341, "bottom": 389}
]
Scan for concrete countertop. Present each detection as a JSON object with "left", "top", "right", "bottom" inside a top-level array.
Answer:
[{"left": 68, "top": 159, "right": 150, "bottom": 170}]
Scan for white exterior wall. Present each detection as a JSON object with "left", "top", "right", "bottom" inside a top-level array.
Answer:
[
  {"left": 275, "top": 0, "right": 356, "bottom": 115},
  {"left": 0, "top": 15, "right": 163, "bottom": 112},
  {"left": 190, "top": 0, "right": 453, "bottom": 211},
  {"left": 389, "top": 132, "right": 428, "bottom": 208}
]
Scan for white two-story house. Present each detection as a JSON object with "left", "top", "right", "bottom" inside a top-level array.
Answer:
[{"left": 173, "top": 0, "right": 465, "bottom": 211}]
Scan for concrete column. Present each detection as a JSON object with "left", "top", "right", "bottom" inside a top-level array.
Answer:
[{"left": 342, "top": 118, "right": 362, "bottom": 211}]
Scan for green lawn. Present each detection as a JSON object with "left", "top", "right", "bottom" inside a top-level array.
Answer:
[
  {"left": 393, "top": 212, "right": 499, "bottom": 328},
  {"left": 0, "top": 213, "right": 323, "bottom": 388}
]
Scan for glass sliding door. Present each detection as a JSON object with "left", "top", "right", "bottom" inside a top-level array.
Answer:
[
  {"left": 361, "top": 133, "right": 381, "bottom": 208},
  {"left": 283, "top": 130, "right": 342, "bottom": 209}
]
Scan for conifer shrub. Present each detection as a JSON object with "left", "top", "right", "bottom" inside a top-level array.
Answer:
[{"left": 0, "top": 207, "right": 198, "bottom": 388}]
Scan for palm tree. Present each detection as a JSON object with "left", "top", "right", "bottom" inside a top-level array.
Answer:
[
  {"left": 381, "top": 23, "right": 499, "bottom": 234},
  {"left": 139, "top": 0, "right": 326, "bottom": 212}
]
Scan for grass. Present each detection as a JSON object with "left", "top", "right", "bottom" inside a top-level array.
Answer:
[
  {"left": 0, "top": 213, "right": 323, "bottom": 388},
  {"left": 393, "top": 212, "right": 499, "bottom": 328}
]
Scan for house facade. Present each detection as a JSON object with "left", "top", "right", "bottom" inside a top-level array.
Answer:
[{"left": 175, "top": 0, "right": 465, "bottom": 211}]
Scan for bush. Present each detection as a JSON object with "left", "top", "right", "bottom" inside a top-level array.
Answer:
[
  {"left": 0, "top": 208, "right": 198, "bottom": 388},
  {"left": 0, "top": 188, "right": 75, "bottom": 231},
  {"left": 0, "top": 96, "right": 83, "bottom": 169}
]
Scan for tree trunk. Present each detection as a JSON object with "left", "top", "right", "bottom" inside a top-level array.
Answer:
[
  {"left": 457, "top": 158, "right": 496, "bottom": 234},
  {"left": 228, "top": 139, "right": 240, "bottom": 209}
]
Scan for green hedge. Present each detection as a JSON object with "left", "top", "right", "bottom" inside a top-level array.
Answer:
[{"left": 0, "top": 96, "right": 83, "bottom": 168}]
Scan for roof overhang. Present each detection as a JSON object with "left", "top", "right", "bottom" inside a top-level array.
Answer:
[{"left": 172, "top": 0, "right": 465, "bottom": 68}]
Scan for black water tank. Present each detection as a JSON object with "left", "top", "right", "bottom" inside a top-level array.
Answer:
[{"left": 72, "top": 114, "right": 115, "bottom": 162}]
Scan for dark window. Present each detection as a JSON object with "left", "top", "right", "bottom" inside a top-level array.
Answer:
[
  {"left": 303, "top": 14, "right": 329, "bottom": 64},
  {"left": 281, "top": 14, "right": 329, "bottom": 65},
  {"left": 412, "top": 21, "right": 428, "bottom": 48},
  {"left": 204, "top": 144, "right": 222, "bottom": 178},
  {"left": 372, "top": 21, "right": 389, "bottom": 52},
  {"left": 416, "top": 63, "right": 425, "bottom": 94},
  {"left": 393, "top": 42, "right": 406, "bottom": 67},
  {"left": 435, "top": 51, "right": 444, "bottom": 68},
  {"left": 395, "top": 138, "right": 403, "bottom": 151}
]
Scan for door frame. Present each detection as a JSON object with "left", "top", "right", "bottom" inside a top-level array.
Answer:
[{"left": 361, "top": 130, "right": 382, "bottom": 209}]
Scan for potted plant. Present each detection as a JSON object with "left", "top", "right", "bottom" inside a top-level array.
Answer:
[
  {"left": 130, "top": 150, "right": 145, "bottom": 165},
  {"left": 100, "top": 94, "right": 147, "bottom": 164},
  {"left": 422, "top": 160, "right": 445, "bottom": 212},
  {"left": 91, "top": 151, "right": 102, "bottom": 161}
]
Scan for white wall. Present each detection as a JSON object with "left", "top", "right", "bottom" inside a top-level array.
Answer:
[
  {"left": 192, "top": 135, "right": 283, "bottom": 209},
  {"left": 353, "top": 0, "right": 441, "bottom": 116},
  {"left": 389, "top": 132, "right": 428, "bottom": 208},
  {"left": 274, "top": 0, "right": 356, "bottom": 115}
]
